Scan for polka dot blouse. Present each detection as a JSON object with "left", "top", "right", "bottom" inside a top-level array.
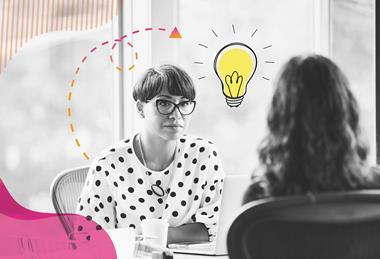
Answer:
[{"left": 76, "top": 134, "right": 225, "bottom": 240}]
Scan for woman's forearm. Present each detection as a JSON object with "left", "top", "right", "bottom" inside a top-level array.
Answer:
[{"left": 167, "top": 222, "right": 209, "bottom": 244}]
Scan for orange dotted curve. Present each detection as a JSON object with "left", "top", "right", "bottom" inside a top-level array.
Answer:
[{"left": 67, "top": 27, "right": 169, "bottom": 160}]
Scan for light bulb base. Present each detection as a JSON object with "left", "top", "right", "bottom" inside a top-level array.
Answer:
[{"left": 225, "top": 96, "right": 244, "bottom": 107}]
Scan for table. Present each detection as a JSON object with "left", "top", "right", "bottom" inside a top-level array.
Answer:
[
  {"left": 107, "top": 228, "right": 230, "bottom": 259},
  {"left": 174, "top": 253, "right": 228, "bottom": 259},
  {"left": 2, "top": 229, "right": 230, "bottom": 259}
]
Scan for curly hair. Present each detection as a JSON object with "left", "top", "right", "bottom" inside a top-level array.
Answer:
[{"left": 258, "top": 54, "right": 369, "bottom": 196}]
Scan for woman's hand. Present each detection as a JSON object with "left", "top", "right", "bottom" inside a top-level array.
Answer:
[{"left": 167, "top": 223, "right": 209, "bottom": 244}]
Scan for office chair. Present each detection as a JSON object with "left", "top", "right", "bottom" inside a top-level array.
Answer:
[
  {"left": 50, "top": 166, "right": 89, "bottom": 238},
  {"left": 227, "top": 190, "right": 380, "bottom": 259}
]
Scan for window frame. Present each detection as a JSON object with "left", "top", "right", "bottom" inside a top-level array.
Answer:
[
  {"left": 313, "top": 0, "right": 331, "bottom": 56},
  {"left": 118, "top": 0, "right": 179, "bottom": 139}
]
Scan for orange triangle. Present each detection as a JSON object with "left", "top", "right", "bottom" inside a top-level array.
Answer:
[{"left": 169, "top": 27, "right": 182, "bottom": 39}]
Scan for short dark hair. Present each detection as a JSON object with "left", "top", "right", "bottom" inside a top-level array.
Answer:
[
  {"left": 132, "top": 64, "right": 196, "bottom": 102},
  {"left": 259, "top": 54, "right": 368, "bottom": 195}
]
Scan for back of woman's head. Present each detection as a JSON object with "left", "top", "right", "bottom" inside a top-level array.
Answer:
[{"left": 259, "top": 54, "right": 368, "bottom": 195}]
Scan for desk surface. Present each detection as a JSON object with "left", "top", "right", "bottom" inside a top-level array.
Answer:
[
  {"left": 106, "top": 228, "right": 230, "bottom": 259},
  {"left": 174, "top": 253, "right": 228, "bottom": 259},
  {"left": 7, "top": 229, "right": 231, "bottom": 259}
]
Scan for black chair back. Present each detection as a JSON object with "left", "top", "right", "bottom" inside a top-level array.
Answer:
[{"left": 227, "top": 190, "right": 380, "bottom": 259}]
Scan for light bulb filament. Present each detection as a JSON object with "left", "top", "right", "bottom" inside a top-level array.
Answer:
[{"left": 225, "top": 71, "right": 243, "bottom": 98}]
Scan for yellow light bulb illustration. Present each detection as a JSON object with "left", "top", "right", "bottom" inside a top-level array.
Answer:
[{"left": 214, "top": 42, "right": 257, "bottom": 107}]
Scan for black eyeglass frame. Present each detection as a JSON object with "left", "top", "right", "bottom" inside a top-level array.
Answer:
[{"left": 149, "top": 99, "right": 197, "bottom": 116}]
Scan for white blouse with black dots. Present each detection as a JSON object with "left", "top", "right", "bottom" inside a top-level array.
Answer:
[{"left": 76, "top": 134, "right": 225, "bottom": 241}]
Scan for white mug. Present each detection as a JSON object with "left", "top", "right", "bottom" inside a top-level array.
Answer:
[
  {"left": 105, "top": 227, "right": 136, "bottom": 259},
  {"left": 141, "top": 218, "right": 169, "bottom": 248}
]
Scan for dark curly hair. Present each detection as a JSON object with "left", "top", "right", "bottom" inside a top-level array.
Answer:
[{"left": 258, "top": 54, "right": 369, "bottom": 196}]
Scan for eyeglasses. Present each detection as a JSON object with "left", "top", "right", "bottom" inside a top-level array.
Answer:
[{"left": 152, "top": 99, "right": 196, "bottom": 115}]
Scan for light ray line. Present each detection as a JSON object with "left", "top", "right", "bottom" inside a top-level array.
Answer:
[{"left": 211, "top": 29, "right": 218, "bottom": 37}]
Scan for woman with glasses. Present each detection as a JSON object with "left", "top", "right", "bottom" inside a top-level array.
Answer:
[{"left": 77, "top": 64, "right": 224, "bottom": 244}]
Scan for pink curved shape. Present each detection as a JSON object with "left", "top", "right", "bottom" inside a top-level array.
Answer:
[
  {"left": 0, "top": 179, "right": 117, "bottom": 258},
  {"left": 0, "top": 179, "right": 54, "bottom": 220}
]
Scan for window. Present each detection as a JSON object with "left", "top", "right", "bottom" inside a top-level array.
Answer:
[
  {"left": 330, "top": 0, "right": 376, "bottom": 163},
  {"left": 0, "top": 1, "right": 119, "bottom": 211},
  {"left": 0, "top": 0, "right": 375, "bottom": 212},
  {"left": 176, "top": 0, "right": 317, "bottom": 174},
  {"left": 145, "top": 0, "right": 376, "bottom": 174}
]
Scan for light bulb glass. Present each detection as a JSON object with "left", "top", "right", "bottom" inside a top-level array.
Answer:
[{"left": 214, "top": 42, "right": 257, "bottom": 107}]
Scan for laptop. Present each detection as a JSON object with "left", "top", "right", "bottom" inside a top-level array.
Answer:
[{"left": 169, "top": 174, "right": 251, "bottom": 256}]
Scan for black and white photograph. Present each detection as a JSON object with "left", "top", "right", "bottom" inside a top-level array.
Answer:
[{"left": 0, "top": 0, "right": 377, "bottom": 258}]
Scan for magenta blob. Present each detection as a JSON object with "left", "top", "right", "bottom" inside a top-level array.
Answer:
[{"left": 0, "top": 179, "right": 117, "bottom": 258}]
